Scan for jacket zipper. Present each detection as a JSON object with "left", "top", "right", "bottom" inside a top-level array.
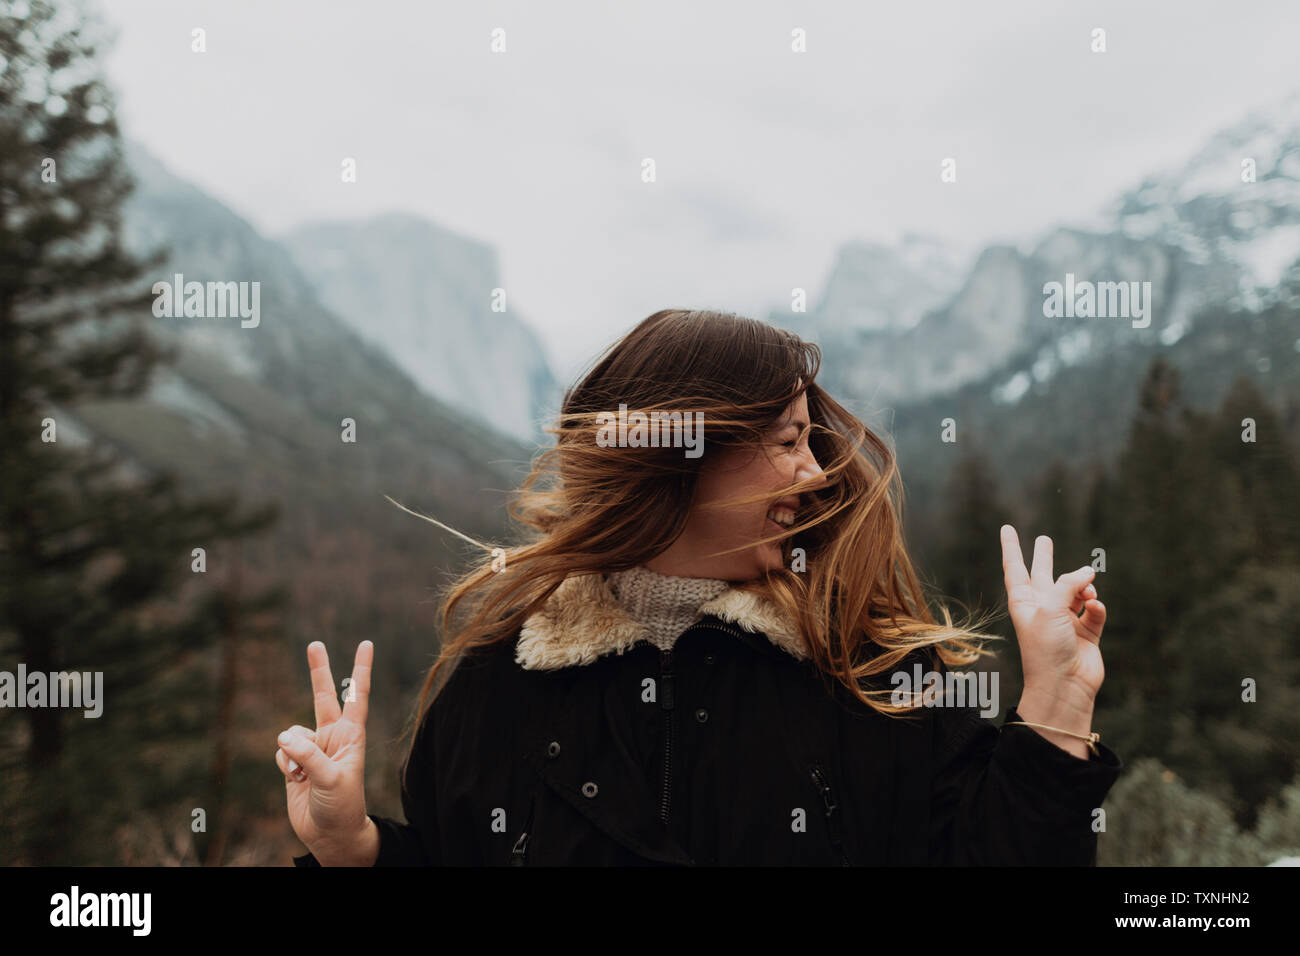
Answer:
[
  {"left": 810, "top": 764, "right": 851, "bottom": 866},
  {"left": 510, "top": 792, "right": 537, "bottom": 866},
  {"left": 659, "top": 648, "right": 675, "bottom": 824},
  {"left": 657, "top": 620, "right": 740, "bottom": 826},
  {"left": 688, "top": 621, "right": 743, "bottom": 640}
]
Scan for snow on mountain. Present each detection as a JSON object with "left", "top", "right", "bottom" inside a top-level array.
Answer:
[
  {"left": 781, "top": 91, "right": 1300, "bottom": 412},
  {"left": 1112, "top": 89, "right": 1300, "bottom": 304}
]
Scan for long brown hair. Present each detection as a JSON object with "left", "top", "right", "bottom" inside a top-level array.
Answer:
[{"left": 400, "top": 308, "right": 998, "bottom": 774}]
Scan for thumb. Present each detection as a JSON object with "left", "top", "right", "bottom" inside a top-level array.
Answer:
[{"left": 278, "top": 729, "right": 339, "bottom": 788}]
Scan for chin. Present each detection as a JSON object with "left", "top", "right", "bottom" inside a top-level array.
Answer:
[{"left": 756, "top": 545, "right": 785, "bottom": 575}]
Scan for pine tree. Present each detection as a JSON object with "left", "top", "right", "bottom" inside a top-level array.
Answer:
[
  {"left": 1210, "top": 375, "right": 1300, "bottom": 563},
  {"left": 0, "top": 1, "right": 282, "bottom": 863},
  {"left": 935, "top": 447, "right": 1008, "bottom": 615},
  {"left": 1100, "top": 359, "right": 1199, "bottom": 750},
  {"left": 929, "top": 446, "right": 1021, "bottom": 708}
]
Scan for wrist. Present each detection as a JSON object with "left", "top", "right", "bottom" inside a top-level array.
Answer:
[
  {"left": 314, "top": 816, "right": 380, "bottom": 867},
  {"left": 1017, "top": 685, "right": 1096, "bottom": 759},
  {"left": 1020, "top": 680, "right": 1095, "bottom": 724}
]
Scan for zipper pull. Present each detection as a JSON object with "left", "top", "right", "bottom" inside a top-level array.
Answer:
[
  {"left": 511, "top": 795, "right": 537, "bottom": 866},
  {"left": 509, "top": 829, "right": 530, "bottom": 866},
  {"left": 810, "top": 765, "right": 851, "bottom": 866},
  {"left": 810, "top": 766, "right": 838, "bottom": 814}
]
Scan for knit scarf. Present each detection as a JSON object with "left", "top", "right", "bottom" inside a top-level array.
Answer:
[{"left": 605, "top": 565, "right": 731, "bottom": 652}]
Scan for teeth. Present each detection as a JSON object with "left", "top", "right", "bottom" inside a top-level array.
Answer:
[{"left": 766, "top": 508, "right": 795, "bottom": 527}]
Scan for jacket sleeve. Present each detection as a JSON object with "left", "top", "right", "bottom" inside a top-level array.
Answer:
[
  {"left": 927, "top": 702, "right": 1123, "bottom": 865},
  {"left": 292, "top": 688, "right": 442, "bottom": 867}
]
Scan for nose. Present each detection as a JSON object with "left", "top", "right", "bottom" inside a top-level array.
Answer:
[{"left": 797, "top": 449, "right": 831, "bottom": 492}]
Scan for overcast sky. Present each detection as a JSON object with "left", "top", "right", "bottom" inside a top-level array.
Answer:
[{"left": 97, "top": 0, "right": 1300, "bottom": 381}]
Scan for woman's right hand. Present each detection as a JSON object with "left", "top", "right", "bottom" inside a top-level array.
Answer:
[{"left": 275, "top": 640, "right": 380, "bottom": 866}]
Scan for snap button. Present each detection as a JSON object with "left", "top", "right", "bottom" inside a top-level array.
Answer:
[
  {"left": 581, "top": 781, "right": 598, "bottom": 798},
  {"left": 695, "top": 708, "right": 709, "bottom": 723},
  {"left": 704, "top": 653, "right": 714, "bottom": 665},
  {"left": 546, "top": 741, "right": 561, "bottom": 759}
]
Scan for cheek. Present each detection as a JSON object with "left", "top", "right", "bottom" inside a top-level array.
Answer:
[
  {"left": 691, "top": 449, "right": 787, "bottom": 533},
  {"left": 697, "top": 495, "right": 779, "bottom": 545}
]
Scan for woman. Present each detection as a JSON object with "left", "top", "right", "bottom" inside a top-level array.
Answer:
[{"left": 277, "top": 308, "right": 1121, "bottom": 866}]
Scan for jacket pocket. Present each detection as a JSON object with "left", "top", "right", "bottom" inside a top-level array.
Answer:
[
  {"left": 809, "top": 763, "right": 852, "bottom": 866},
  {"left": 509, "top": 790, "right": 538, "bottom": 866}
]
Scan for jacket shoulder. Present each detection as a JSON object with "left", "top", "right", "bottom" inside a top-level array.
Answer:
[
  {"left": 430, "top": 632, "right": 528, "bottom": 705},
  {"left": 422, "top": 630, "right": 554, "bottom": 747}
]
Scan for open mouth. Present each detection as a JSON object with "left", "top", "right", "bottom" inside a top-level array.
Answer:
[{"left": 765, "top": 506, "right": 796, "bottom": 532}]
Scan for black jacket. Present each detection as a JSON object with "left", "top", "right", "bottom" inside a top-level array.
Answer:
[{"left": 294, "top": 572, "right": 1122, "bottom": 866}]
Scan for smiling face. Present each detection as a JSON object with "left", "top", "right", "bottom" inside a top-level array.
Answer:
[{"left": 643, "top": 391, "right": 829, "bottom": 581}]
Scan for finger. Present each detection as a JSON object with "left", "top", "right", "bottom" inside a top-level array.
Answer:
[
  {"left": 278, "top": 727, "right": 340, "bottom": 788},
  {"left": 342, "top": 641, "right": 373, "bottom": 727},
  {"left": 1077, "top": 599, "right": 1105, "bottom": 643},
  {"left": 1030, "top": 535, "right": 1054, "bottom": 590},
  {"left": 1069, "top": 582, "right": 1098, "bottom": 616},
  {"left": 1000, "top": 525, "right": 1030, "bottom": 592},
  {"left": 276, "top": 747, "right": 308, "bottom": 784},
  {"left": 275, "top": 726, "right": 316, "bottom": 771},
  {"left": 285, "top": 725, "right": 316, "bottom": 743},
  {"left": 308, "top": 641, "right": 341, "bottom": 728},
  {"left": 275, "top": 746, "right": 307, "bottom": 784},
  {"left": 1055, "top": 565, "right": 1096, "bottom": 609}
]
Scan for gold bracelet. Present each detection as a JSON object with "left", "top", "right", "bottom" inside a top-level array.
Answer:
[{"left": 1006, "top": 720, "right": 1101, "bottom": 757}]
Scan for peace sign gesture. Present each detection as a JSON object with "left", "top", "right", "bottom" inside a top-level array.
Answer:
[
  {"left": 1000, "top": 525, "right": 1107, "bottom": 727},
  {"left": 274, "top": 640, "right": 379, "bottom": 866}
]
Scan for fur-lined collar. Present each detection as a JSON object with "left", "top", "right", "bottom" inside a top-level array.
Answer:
[{"left": 515, "top": 572, "right": 808, "bottom": 671}]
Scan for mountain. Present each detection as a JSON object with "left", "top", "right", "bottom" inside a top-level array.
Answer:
[
  {"left": 774, "top": 91, "right": 1300, "bottom": 415},
  {"left": 883, "top": 285, "right": 1300, "bottom": 572},
  {"left": 1111, "top": 89, "right": 1300, "bottom": 308},
  {"left": 281, "top": 215, "right": 561, "bottom": 444},
  {"left": 785, "top": 233, "right": 967, "bottom": 340},
  {"left": 64, "top": 141, "right": 536, "bottom": 699}
]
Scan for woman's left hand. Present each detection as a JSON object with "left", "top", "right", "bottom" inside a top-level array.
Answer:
[{"left": 999, "top": 525, "right": 1106, "bottom": 737}]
